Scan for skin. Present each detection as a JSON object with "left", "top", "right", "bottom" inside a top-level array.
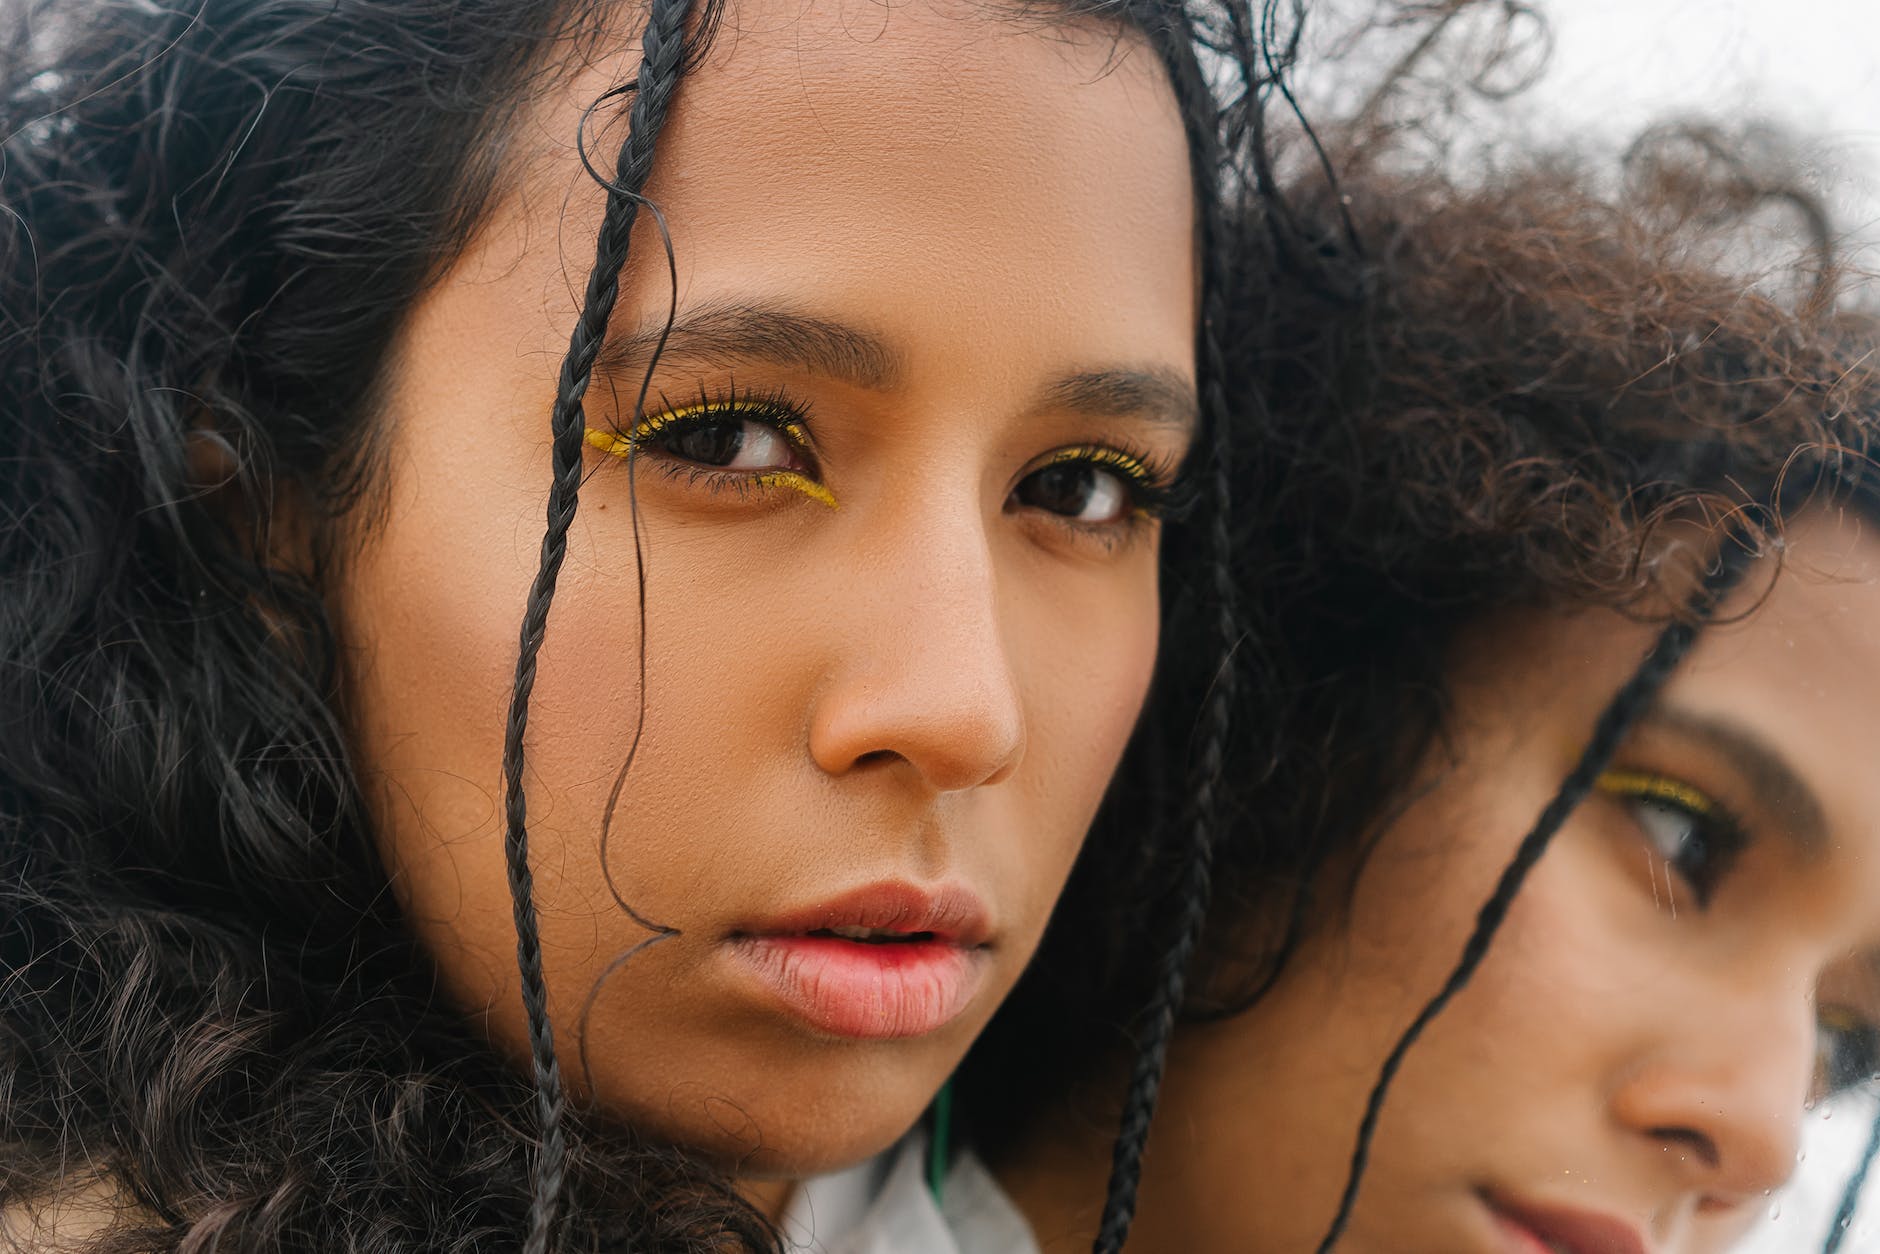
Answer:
[
  {"left": 1002, "top": 507, "right": 1880, "bottom": 1253},
  {"left": 332, "top": 0, "right": 1196, "bottom": 1185}
]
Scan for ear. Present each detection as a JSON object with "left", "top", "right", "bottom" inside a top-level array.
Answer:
[
  {"left": 185, "top": 422, "right": 240, "bottom": 495},
  {"left": 185, "top": 423, "right": 317, "bottom": 579}
]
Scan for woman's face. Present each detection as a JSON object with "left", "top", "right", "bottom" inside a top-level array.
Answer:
[
  {"left": 334, "top": 2, "right": 1194, "bottom": 1177},
  {"left": 1144, "top": 508, "right": 1880, "bottom": 1254}
]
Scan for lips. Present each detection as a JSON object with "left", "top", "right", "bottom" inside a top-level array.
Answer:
[
  {"left": 730, "top": 881, "right": 993, "bottom": 1040},
  {"left": 1485, "top": 1193, "right": 1649, "bottom": 1254}
]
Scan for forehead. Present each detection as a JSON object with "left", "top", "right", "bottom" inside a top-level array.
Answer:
[
  {"left": 514, "top": 0, "right": 1196, "bottom": 377},
  {"left": 1673, "top": 507, "right": 1880, "bottom": 804},
  {"left": 1454, "top": 510, "right": 1880, "bottom": 713},
  {"left": 658, "top": 0, "right": 1184, "bottom": 223},
  {"left": 1679, "top": 508, "right": 1880, "bottom": 712}
]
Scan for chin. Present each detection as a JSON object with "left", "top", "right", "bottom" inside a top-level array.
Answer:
[
  {"left": 658, "top": 1105, "right": 926, "bottom": 1181},
  {"left": 604, "top": 1052, "right": 947, "bottom": 1179}
]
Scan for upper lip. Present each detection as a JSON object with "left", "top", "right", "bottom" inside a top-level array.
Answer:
[
  {"left": 738, "top": 880, "right": 993, "bottom": 947},
  {"left": 1486, "top": 1192, "right": 1650, "bottom": 1254}
]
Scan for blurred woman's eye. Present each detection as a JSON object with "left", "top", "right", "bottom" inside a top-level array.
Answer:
[
  {"left": 1009, "top": 446, "right": 1181, "bottom": 533},
  {"left": 585, "top": 388, "right": 834, "bottom": 508},
  {"left": 1594, "top": 770, "right": 1750, "bottom": 909},
  {"left": 1815, "top": 1006, "right": 1880, "bottom": 1099}
]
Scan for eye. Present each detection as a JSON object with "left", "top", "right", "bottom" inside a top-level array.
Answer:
[
  {"left": 584, "top": 388, "right": 835, "bottom": 509},
  {"left": 1595, "top": 771, "right": 1749, "bottom": 910},
  {"left": 649, "top": 412, "right": 805, "bottom": 473},
  {"left": 1015, "top": 462, "right": 1132, "bottom": 523},
  {"left": 1816, "top": 1006, "right": 1880, "bottom": 1099},
  {"left": 1010, "top": 446, "right": 1177, "bottom": 528}
]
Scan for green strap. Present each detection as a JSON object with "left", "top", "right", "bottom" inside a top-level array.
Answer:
[{"left": 926, "top": 1078, "right": 955, "bottom": 1205}]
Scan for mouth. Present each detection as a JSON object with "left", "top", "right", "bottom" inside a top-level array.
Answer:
[
  {"left": 808, "top": 924, "right": 941, "bottom": 944},
  {"left": 729, "top": 881, "right": 993, "bottom": 1040},
  {"left": 1484, "top": 1193, "right": 1649, "bottom": 1254}
]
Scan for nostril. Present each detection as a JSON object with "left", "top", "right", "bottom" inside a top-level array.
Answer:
[
  {"left": 1650, "top": 1125, "right": 1722, "bottom": 1171},
  {"left": 852, "top": 748, "right": 903, "bottom": 769}
]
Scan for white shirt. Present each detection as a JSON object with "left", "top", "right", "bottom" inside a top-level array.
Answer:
[{"left": 780, "top": 1131, "right": 1040, "bottom": 1254}]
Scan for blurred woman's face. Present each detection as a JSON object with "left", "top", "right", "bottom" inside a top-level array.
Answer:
[
  {"left": 332, "top": 1, "right": 1194, "bottom": 1181},
  {"left": 1115, "top": 507, "right": 1880, "bottom": 1254}
]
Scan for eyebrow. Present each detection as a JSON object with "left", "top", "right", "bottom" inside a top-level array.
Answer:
[
  {"left": 591, "top": 298, "right": 1198, "bottom": 430},
  {"left": 1041, "top": 367, "right": 1199, "bottom": 431},
  {"left": 1636, "top": 703, "right": 1830, "bottom": 856},
  {"left": 593, "top": 300, "right": 903, "bottom": 393}
]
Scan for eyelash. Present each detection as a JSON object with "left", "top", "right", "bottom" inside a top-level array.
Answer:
[
  {"left": 586, "top": 386, "right": 1190, "bottom": 534},
  {"left": 1028, "top": 444, "right": 1187, "bottom": 517},
  {"left": 629, "top": 385, "right": 812, "bottom": 447},
  {"left": 1593, "top": 769, "right": 1750, "bottom": 910}
]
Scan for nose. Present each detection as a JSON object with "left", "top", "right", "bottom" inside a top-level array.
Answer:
[
  {"left": 807, "top": 509, "right": 1026, "bottom": 794},
  {"left": 1609, "top": 975, "right": 1814, "bottom": 1205}
]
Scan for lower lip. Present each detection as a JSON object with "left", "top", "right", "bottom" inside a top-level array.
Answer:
[
  {"left": 1492, "top": 1213, "right": 1560, "bottom": 1254},
  {"left": 732, "top": 934, "right": 986, "bottom": 1040}
]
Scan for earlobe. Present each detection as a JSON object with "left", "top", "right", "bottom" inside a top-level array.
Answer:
[
  {"left": 185, "top": 422, "right": 241, "bottom": 493},
  {"left": 184, "top": 422, "right": 256, "bottom": 546},
  {"left": 185, "top": 423, "right": 318, "bottom": 579}
]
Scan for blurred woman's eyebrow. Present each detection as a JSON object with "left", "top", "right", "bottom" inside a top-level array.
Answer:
[{"left": 1642, "top": 702, "right": 1829, "bottom": 855}]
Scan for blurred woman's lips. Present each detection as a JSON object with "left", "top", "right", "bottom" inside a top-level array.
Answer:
[
  {"left": 729, "top": 880, "right": 993, "bottom": 1039},
  {"left": 1484, "top": 1192, "right": 1649, "bottom": 1254}
]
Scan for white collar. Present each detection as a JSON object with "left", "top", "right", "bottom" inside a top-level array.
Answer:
[{"left": 781, "top": 1130, "right": 1039, "bottom": 1254}]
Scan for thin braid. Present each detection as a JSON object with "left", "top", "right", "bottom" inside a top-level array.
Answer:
[
  {"left": 1311, "top": 537, "right": 1763, "bottom": 1254},
  {"left": 1091, "top": 14, "right": 1238, "bottom": 1251},
  {"left": 498, "top": 2, "right": 694, "bottom": 1250},
  {"left": 1822, "top": 1106, "right": 1880, "bottom": 1253}
]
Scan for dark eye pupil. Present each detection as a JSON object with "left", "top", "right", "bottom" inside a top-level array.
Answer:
[
  {"left": 1019, "top": 464, "right": 1100, "bottom": 517},
  {"left": 1641, "top": 800, "right": 1714, "bottom": 886},
  {"left": 667, "top": 419, "right": 744, "bottom": 466},
  {"left": 1669, "top": 829, "right": 1708, "bottom": 883}
]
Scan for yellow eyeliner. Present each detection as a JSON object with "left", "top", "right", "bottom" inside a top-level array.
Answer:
[
  {"left": 1041, "top": 445, "right": 1153, "bottom": 478},
  {"left": 1594, "top": 770, "right": 1715, "bottom": 815},
  {"left": 585, "top": 427, "right": 633, "bottom": 458},
  {"left": 750, "top": 470, "right": 838, "bottom": 509},
  {"left": 583, "top": 423, "right": 837, "bottom": 510},
  {"left": 627, "top": 402, "right": 809, "bottom": 443}
]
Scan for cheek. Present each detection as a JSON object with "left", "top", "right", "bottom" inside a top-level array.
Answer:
[
  {"left": 1001, "top": 559, "right": 1163, "bottom": 912},
  {"left": 1059, "top": 581, "right": 1160, "bottom": 787},
  {"left": 1369, "top": 843, "right": 1666, "bottom": 1187},
  {"left": 1324, "top": 797, "right": 1645, "bottom": 1108},
  {"left": 527, "top": 516, "right": 827, "bottom": 895},
  {"left": 335, "top": 438, "right": 544, "bottom": 972},
  {"left": 1038, "top": 578, "right": 1157, "bottom": 726}
]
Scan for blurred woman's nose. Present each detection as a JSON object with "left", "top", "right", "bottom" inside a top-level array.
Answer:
[
  {"left": 807, "top": 503, "right": 1025, "bottom": 794},
  {"left": 1609, "top": 973, "right": 1814, "bottom": 1204}
]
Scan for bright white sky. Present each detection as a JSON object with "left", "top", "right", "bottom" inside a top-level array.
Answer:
[
  {"left": 1520, "top": 0, "right": 1880, "bottom": 258},
  {"left": 1298, "top": 0, "right": 1880, "bottom": 262},
  {"left": 1527, "top": 0, "right": 1880, "bottom": 141}
]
